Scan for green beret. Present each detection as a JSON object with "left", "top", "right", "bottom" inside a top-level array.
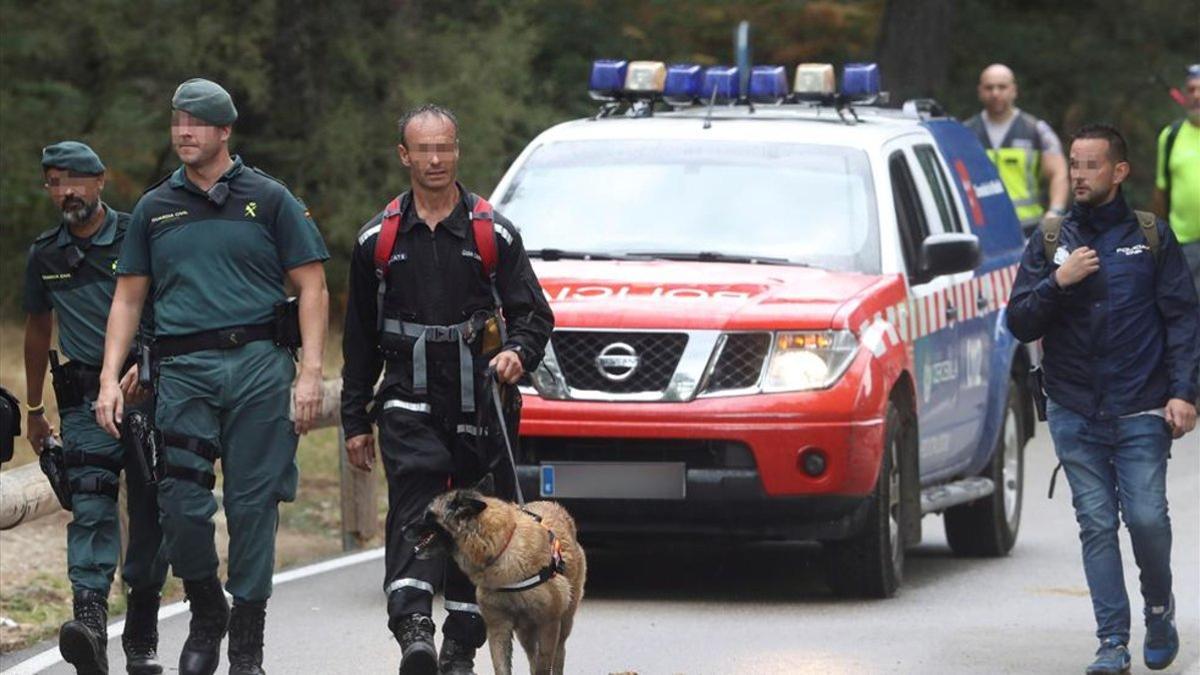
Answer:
[
  {"left": 172, "top": 78, "right": 238, "bottom": 126},
  {"left": 41, "top": 141, "right": 105, "bottom": 175}
]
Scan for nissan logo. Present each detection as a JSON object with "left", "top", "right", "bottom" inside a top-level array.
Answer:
[{"left": 595, "top": 342, "right": 639, "bottom": 382}]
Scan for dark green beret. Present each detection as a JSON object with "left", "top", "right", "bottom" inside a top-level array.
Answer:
[
  {"left": 172, "top": 78, "right": 238, "bottom": 126},
  {"left": 41, "top": 141, "right": 105, "bottom": 175}
]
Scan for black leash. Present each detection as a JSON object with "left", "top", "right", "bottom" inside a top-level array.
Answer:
[{"left": 485, "top": 366, "right": 526, "bottom": 507}]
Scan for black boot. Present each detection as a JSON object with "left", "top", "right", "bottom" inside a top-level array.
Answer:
[
  {"left": 178, "top": 577, "right": 229, "bottom": 675},
  {"left": 438, "top": 638, "right": 477, "bottom": 675},
  {"left": 227, "top": 600, "right": 267, "bottom": 675},
  {"left": 122, "top": 588, "right": 163, "bottom": 674},
  {"left": 60, "top": 589, "right": 109, "bottom": 675},
  {"left": 394, "top": 613, "right": 437, "bottom": 675}
]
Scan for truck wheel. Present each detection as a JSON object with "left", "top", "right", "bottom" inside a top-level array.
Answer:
[
  {"left": 825, "top": 401, "right": 907, "bottom": 598},
  {"left": 944, "top": 377, "right": 1024, "bottom": 557}
]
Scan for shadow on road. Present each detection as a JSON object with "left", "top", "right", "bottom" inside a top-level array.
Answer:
[{"left": 579, "top": 534, "right": 985, "bottom": 604}]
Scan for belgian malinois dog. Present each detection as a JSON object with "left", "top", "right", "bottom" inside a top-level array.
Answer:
[{"left": 409, "top": 489, "right": 586, "bottom": 675}]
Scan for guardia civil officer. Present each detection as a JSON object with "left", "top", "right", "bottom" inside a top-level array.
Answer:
[
  {"left": 95, "top": 79, "right": 330, "bottom": 675},
  {"left": 1008, "top": 124, "right": 1199, "bottom": 674},
  {"left": 24, "top": 141, "right": 169, "bottom": 675},
  {"left": 341, "top": 104, "right": 553, "bottom": 675}
]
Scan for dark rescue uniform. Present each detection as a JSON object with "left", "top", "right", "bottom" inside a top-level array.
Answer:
[{"left": 341, "top": 185, "right": 553, "bottom": 647}]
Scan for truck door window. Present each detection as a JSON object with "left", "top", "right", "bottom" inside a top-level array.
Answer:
[
  {"left": 890, "top": 151, "right": 928, "bottom": 281},
  {"left": 915, "top": 144, "right": 964, "bottom": 233}
]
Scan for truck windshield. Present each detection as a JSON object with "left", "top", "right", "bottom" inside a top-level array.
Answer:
[{"left": 496, "top": 139, "right": 881, "bottom": 273}]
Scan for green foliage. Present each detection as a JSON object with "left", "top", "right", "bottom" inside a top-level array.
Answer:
[{"left": 1, "top": 0, "right": 1196, "bottom": 314}]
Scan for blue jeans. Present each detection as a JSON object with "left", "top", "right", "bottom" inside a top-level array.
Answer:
[{"left": 1047, "top": 399, "right": 1173, "bottom": 644}]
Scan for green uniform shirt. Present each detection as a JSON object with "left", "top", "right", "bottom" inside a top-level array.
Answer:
[
  {"left": 1156, "top": 120, "right": 1200, "bottom": 244},
  {"left": 23, "top": 205, "right": 130, "bottom": 366},
  {"left": 118, "top": 156, "right": 329, "bottom": 336}
]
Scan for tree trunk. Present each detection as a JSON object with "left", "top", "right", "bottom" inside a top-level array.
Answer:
[{"left": 875, "top": 0, "right": 955, "bottom": 104}]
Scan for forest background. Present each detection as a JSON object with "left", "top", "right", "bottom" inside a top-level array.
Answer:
[{"left": 2, "top": 0, "right": 1198, "bottom": 313}]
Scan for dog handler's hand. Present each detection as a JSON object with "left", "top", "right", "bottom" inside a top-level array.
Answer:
[
  {"left": 95, "top": 378, "right": 124, "bottom": 438},
  {"left": 489, "top": 349, "right": 524, "bottom": 384},
  {"left": 1054, "top": 247, "right": 1100, "bottom": 287},
  {"left": 1165, "top": 398, "right": 1197, "bottom": 439},
  {"left": 346, "top": 433, "right": 376, "bottom": 472}
]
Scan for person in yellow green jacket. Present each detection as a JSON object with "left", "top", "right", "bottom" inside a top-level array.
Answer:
[
  {"left": 965, "top": 64, "right": 1069, "bottom": 237},
  {"left": 1152, "top": 64, "right": 1200, "bottom": 293}
]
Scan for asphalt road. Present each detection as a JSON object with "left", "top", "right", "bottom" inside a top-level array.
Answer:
[{"left": 5, "top": 423, "right": 1198, "bottom": 674}]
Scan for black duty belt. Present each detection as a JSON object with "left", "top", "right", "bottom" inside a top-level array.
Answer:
[
  {"left": 156, "top": 323, "right": 274, "bottom": 358},
  {"left": 49, "top": 358, "right": 103, "bottom": 410}
]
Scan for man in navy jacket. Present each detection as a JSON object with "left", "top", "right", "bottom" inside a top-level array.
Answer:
[{"left": 1008, "top": 123, "right": 1198, "bottom": 675}]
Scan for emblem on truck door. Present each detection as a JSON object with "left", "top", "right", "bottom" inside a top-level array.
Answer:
[{"left": 596, "top": 342, "right": 640, "bottom": 382}]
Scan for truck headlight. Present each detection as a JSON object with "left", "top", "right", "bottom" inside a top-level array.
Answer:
[
  {"left": 762, "top": 330, "right": 858, "bottom": 392},
  {"left": 520, "top": 342, "right": 569, "bottom": 399}
]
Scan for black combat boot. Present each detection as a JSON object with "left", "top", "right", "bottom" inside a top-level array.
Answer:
[
  {"left": 438, "top": 638, "right": 477, "bottom": 675},
  {"left": 60, "top": 589, "right": 109, "bottom": 675},
  {"left": 394, "top": 613, "right": 437, "bottom": 675},
  {"left": 178, "top": 577, "right": 229, "bottom": 675},
  {"left": 227, "top": 599, "right": 267, "bottom": 675},
  {"left": 122, "top": 588, "right": 163, "bottom": 674}
]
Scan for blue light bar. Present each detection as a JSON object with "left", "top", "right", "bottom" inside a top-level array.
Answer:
[
  {"left": 664, "top": 63, "right": 703, "bottom": 101},
  {"left": 589, "top": 59, "right": 628, "bottom": 100},
  {"left": 702, "top": 65, "right": 740, "bottom": 101},
  {"left": 748, "top": 65, "right": 788, "bottom": 102},
  {"left": 842, "top": 62, "right": 881, "bottom": 98}
]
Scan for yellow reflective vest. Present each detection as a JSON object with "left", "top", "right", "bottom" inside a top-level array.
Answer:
[{"left": 966, "top": 112, "right": 1045, "bottom": 230}]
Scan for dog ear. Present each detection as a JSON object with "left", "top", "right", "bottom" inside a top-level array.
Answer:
[
  {"left": 454, "top": 496, "right": 488, "bottom": 518},
  {"left": 471, "top": 473, "right": 496, "bottom": 496}
]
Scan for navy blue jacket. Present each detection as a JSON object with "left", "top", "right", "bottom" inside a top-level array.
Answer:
[{"left": 1007, "top": 193, "right": 1199, "bottom": 419}]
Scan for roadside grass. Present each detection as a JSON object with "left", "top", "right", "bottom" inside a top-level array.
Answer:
[{"left": 0, "top": 320, "right": 384, "bottom": 653}]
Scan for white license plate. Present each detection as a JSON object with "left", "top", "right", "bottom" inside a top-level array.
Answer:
[{"left": 539, "top": 462, "right": 686, "bottom": 500}]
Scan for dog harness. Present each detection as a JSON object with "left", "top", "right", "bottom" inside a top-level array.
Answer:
[{"left": 494, "top": 528, "right": 566, "bottom": 593}]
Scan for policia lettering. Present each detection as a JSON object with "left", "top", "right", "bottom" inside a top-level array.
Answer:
[
  {"left": 24, "top": 141, "right": 168, "bottom": 674},
  {"left": 97, "top": 78, "right": 330, "bottom": 675}
]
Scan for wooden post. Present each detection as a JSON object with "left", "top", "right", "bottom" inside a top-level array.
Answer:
[
  {"left": 0, "top": 462, "right": 63, "bottom": 529},
  {"left": 116, "top": 475, "right": 130, "bottom": 594},
  {"left": 338, "top": 427, "right": 377, "bottom": 551}
]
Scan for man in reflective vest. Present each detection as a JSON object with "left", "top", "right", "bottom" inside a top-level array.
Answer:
[{"left": 966, "top": 63, "right": 1069, "bottom": 236}]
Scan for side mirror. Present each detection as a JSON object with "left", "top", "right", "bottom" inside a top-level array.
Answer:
[{"left": 919, "top": 233, "right": 981, "bottom": 281}]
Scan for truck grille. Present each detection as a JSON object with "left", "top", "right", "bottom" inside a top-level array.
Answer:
[
  {"left": 553, "top": 331, "right": 688, "bottom": 393},
  {"left": 704, "top": 332, "right": 771, "bottom": 392}
]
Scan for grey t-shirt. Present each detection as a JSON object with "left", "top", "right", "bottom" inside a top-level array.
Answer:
[{"left": 981, "top": 108, "right": 1063, "bottom": 154}]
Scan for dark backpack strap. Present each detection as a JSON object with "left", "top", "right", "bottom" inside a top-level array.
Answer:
[
  {"left": 1041, "top": 215, "right": 1063, "bottom": 265},
  {"left": 1162, "top": 119, "right": 1185, "bottom": 208},
  {"left": 1134, "top": 210, "right": 1160, "bottom": 259}
]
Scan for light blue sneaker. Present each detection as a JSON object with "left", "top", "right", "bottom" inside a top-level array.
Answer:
[
  {"left": 1144, "top": 595, "right": 1179, "bottom": 671},
  {"left": 1086, "top": 637, "right": 1131, "bottom": 675}
]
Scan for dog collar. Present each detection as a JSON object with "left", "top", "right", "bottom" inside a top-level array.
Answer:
[{"left": 494, "top": 530, "right": 565, "bottom": 593}]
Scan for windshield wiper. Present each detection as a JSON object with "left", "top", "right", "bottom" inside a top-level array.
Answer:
[
  {"left": 527, "top": 248, "right": 639, "bottom": 261},
  {"left": 633, "top": 251, "right": 800, "bottom": 266}
]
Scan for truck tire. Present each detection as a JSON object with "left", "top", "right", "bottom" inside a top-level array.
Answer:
[
  {"left": 944, "top": 377, "right": 1024, "bottom": 557},
  {"left": 825, "top": 401, "right": 907, "bottom": 598}
]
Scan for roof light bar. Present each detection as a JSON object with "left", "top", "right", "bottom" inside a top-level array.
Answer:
[
  {"left": 702, "top": 65, "right": 740, "bottom": 102},
  {"left": 794, "top": 63, "right": 836, "bottom": 98},
  {"left": 624, "top": 61, "right": 667, "bottom": 94},
  {"left": 842, "top": 62, "right": 880, "bottom": 98},
  {"left": 589, "top": 59, "right": 628, "bottom": 100},
  {"left": 748, "top": 65, "right": 788, "bottom": 103},
  {"left": 663, "top": 63, "right": 704, "bottom": 104}
]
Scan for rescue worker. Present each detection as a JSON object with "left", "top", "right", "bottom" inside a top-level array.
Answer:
[
  {"left": 1152, "top": 64, "right": 1200, "bottom": 295},
  {"left": 94, "top": 79, "right": 330, "bottom": 675},
  {"left": 23, "top": 141, "right": 168, "bottom": 674},
  {"left": 966, "top": 64, "right": 1070, "bottom": 235},
  {"left": 1007, "top": 124, "right": 1199, "bottom": 674},
  {"left": 340, "top": 104, "right": 553, "bottom": 675}
]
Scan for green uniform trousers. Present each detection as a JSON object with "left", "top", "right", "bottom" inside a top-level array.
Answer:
[
  {"left": 155, "top": 340, "right": 298, "bottom": 602},
  {"left": 61, "top": 404, "right": 168, "bottom": 595}
]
